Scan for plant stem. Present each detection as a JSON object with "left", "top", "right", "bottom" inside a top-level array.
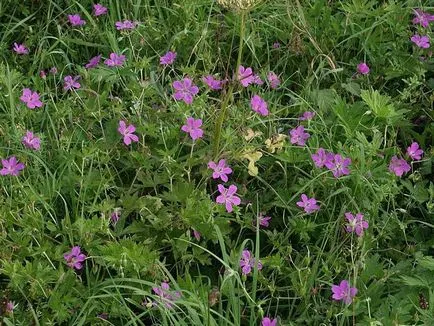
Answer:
[{"left": 212, "top": 10, "right": 246, "bottom": 159}]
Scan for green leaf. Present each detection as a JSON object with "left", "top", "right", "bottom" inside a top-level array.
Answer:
[
  {"left": 400, "top": 275, "right": 429, "bottom": 287},
  {"left": 361, "top": 89, "right": 407, "bottom": 125},
  {"left": 418, "top": 256, "right": 434, "bottom": 271}
]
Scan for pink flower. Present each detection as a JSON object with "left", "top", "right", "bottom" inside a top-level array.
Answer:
[
  {"left": 5, "top": 301, "right": 14, "bottom": 313},
  {"left": 250, "top": 95, "right": 269, "bottom": 116},
  {"left": 20, "top": 88, "right": 43, "bottom": 109},
  {"left": 357, "top": 62, "right": 370, "bottom": 75},
  {"left": 50, "top": 67, "right": 58, "bottom": 74},
  {"left": 13, "top": 43, "right": 28, "bottom": 54},
  {"left": 63, "top": 75, "right": 81, "bottom": 91},
  {"left": 239, "top": 249, "right": 262, "bottom": 275},
  {"left": 331, "top": 280, "right": 357, "bottom": 305},
  {"left": 267, "top": 71, "right": 280, "bottom": 89},
  {"left": 118, "top": 120, "right": 139, "bottom": 145},
  {"left": 68, "top": 14, "right": 86, "bottom": 26},
  {"left": 216, "top": 184, "right": 241, "bottom": 213},
  {"left": 202, "top": 75, "right": 224, "bottom": 90},
  {"left": 111, "top": 209, "right": 120, "bottom": 224},
  {"left": 115, "top": 20, "right": 136, "bottom": 30},
  {"left": 345, "top": 212, "right": 369, "bottom": 237},
  {"left": 1, "top": 157, "right": 25, "bottom": 176},
  {"left": 311, "top": 148, "right": 333, "bottom": 168},
  {"left": 160, "top": 51, "right": 177, "bottom": 65},
  {"left": 411, "top": 34, "right": 430, "bottom": 49},
  {"left": 262, "top": 317, "right": 277, "bottom": 326},
  {"left": 272, "top": 42, "right": 281, "bottom": 49},
  {"left": 85, "top": 54, "right": 101, "bottom": 69},
  {"left": 93, "top": 4, "right": 108, "bottom": 16},
  {"left": 22, "top": 131, "right": 41, "bottom": 150},
  {"left": 388, "top": 156, "right": 411, "bottom": 177},
  {"left": 64, "top": 246, "right": 86, "bottom": 270},
  {"left": 39, "top": 70, "right": 47, "bottom": 79},
  {"left": 181, "top": 117, "right": 203, "bottom": 140},
  {"left": 104, "top": 53, "right": 126, "bottom": 67},
  {"left": 412, "top": 9, "right": 434, "bottom": 28},
  {"left": 296, "top": 194, "right": 320, "bottom": 214},
  {"left": 299, "top": 111, "right": 316, "bottom": 121},
  {"left": 324, "top": 154, "right": 351, "bottom": 178},
  {"left": 407, "top": 142, "right": 423, "bottom": 161},
  {"left": 152, "top": 282, "right": 181, "bottom": 308},
  {"left": 192, "top": 229, "right": 201, "bottom": 241},
  {"left": 208, "top": 159, "right": 232, "bottom": 182},
  {"left": 253, "top": 74, "right": 264, "bottom": 85},
  {"left": 254, "top": 214, "right": 271, "bottom": 228},
  {"left": 173, "top": 78, "right": 199, "bottom": 104},
  {"left": 289, "top": 126, "right": 310, "bottom": 146},
  {"left": 238, "top": 65, "right": 255, "bottom": 87}
]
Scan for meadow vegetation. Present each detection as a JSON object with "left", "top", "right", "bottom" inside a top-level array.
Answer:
[{"left": 0, "top": 0, "right": 433, "bottom": 325}]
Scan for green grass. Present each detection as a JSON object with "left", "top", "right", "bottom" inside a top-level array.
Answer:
[{"left": 0, "top": 0, "right": 433, "bottom": 325}]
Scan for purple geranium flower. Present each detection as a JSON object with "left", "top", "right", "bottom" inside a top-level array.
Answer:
[
  {"left": 5, "top": 301, "right": 14, "bottom": 314},
  {"left": 115, "top": 20, "right": 136, "bottom": 30},
  {"left": 411, "top": 34, "right": 430, "bottom": 48},
  {"left": 208, "top": 159, "right": 232, "bottom": 182},
  {"left": 173, "top": 78, "right": 199, "bottom": 104},
  {"left": 345, "top": 212, "right": 369, "bottom": 237},
  {"left": 22, "top": 131, "right": 41, "bottom": 150},
  {"left": 299, "top": 111, "right": 316, "bottom": 121},
  {"left": 152, "top": 282, "right": 181, "bottom": 308},
  {"left": 262, "top": 317, "right": 277, "bottom": 326},
  {"left": 252, "top": 74, "right": 264, "bottom": 85},
  {"left": 253, "top": 214, "right": 271, "bottom": 228},
  {"left": 357, "top": 62, "right": 370, "bottom": 75},
  {"left": 311, "top": 148, "right": 332, "bottom": 168},
  {"left": 118, "top": 120, "right": 139, "bottom": 145},
  {"left": 181, "top": 117, "right": 203, "bottom": 140},
  {"left": 407, "top": 142, "right": 423, "bottom": 161},
  {"left": 388, "top": 156, "right": 411, "bottom": 177},
  {"left": 331, "top": 280, "right": 357, "bottom": 305},
  {"left": 289, "top": 126, "right": 310, "bottom": 146},
  {"left": 64, "top": 246, "right": 86, "bottom": 270},
  {"left": 160, "top": 51, "right": 177, "bottom": 65},
  {"left": 324, "top": 154, "right": 351, "bottom": 178},
  {"left": 68, "top": 14, "right": 86, "bottom": 26},
  {"left": 111, "top": 209, "right": 121, "bottom": 224},
  {"left": 239, "top": 249, "right": 262, "bottom": 275},
  {"left": 267, "top": 71, "right": 280, "bottom": 89},
  {"left": 20, "top": 88, "right": 43, "bottom": 109},
  {"left": 412, "top": 9, "right": 434, "bottom": 28},
  {"left": 63, "top": 75, "right": 81, "bottom": 91},
  {"left": 1, "top": 157, "right": 25, "bottom": 176},
  {"left": 85, "top": 54, "right": 102, "bottom": 69},
  {"left": 192, "top": 229, "right": 201, "bottom": 241},
  {"left": 296, "top": 194, "right": 320, "bottom": 214},
  {"left": 13, "top": 43, "right": 28, "bottom": 55},
  {"left": 93, "top": 4, "right": 108, "bottom": 16},
  {"left": 216, "top": 184, "right": 241, "bottom": 213},
  {"left": 104, "top": 53, "right": 126, "bottom": 67},
  {"left": 238, "top": 65, "right": 255, "bottom": 87},
  {"left": 250, "top": 95, "right": 269, "bottom": 116},
  {"left": 202, "top": 75, "right": 224, "bottom": 90}
]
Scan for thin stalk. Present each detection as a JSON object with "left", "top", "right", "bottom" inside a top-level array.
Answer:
[
  {"left": 250, "top": 195, "right": 261, "bottom": 325},
  {"left": 212, "top": 10, "right": 246, "bottom": 159}
]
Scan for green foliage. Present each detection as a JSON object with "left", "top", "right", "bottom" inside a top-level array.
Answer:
[{"left": 0, "top": 0, "right": 433, "bottom": 325}]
